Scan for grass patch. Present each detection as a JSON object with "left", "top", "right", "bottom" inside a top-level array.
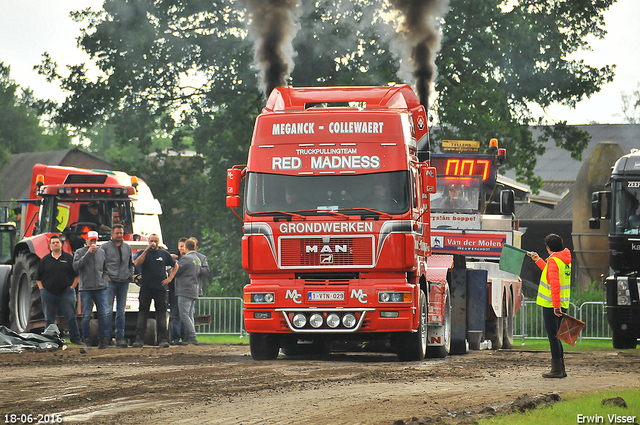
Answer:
[
  {"left": 196, "top": 334, "right": 249, "bottom": 344},
  {"left": 478, "top": 388, "right": 640, "bottom": 425},
  {"left": 512, "top": 338, "right": 628, "bottom": 352}
]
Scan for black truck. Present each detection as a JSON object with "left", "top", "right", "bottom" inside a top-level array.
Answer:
[{"left": 590, "top": 150, "right": 640, "bottom": 349}]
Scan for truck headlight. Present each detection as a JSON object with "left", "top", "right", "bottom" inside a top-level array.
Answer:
[
  {"left": 326, "top": 313, "right": 340, "bottom": 328},
  {"left": 378, "top": 292, "right": 411, "bottom": 303},
  {"left": 309, "top": 313, "right": 324, "bottom": 328},
  {"left": 245, "top": 293, "right": 275, "bottom": 303},
  {"left": 292, "top": 313, "right": 307, "bottom": 328},
  {"left": 342, "top": 313, "right": 357, "bottom": 328},
  {"left": 617, "top": 278, "right": 631, "bottom": 305}
]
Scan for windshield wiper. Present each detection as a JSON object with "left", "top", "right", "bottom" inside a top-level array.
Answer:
[
  {"left": 250, "top": 210, "right": 306, "bottom": 221},
  {"left": 290, "top": 208, "right": 351, "bottom": 219},
  {"left": 336, "top": 208, "right": 391, "bottom": 219}
]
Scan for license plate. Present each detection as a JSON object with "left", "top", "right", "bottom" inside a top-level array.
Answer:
[{"left": 308, "top": 291, "right": 345, "bottom": 301}]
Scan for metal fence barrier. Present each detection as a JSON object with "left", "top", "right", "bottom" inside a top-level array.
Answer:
[
  {"left": 515, "top": 300, "right": 611, "bottom": 343},
  {"left": 191, "top": 297, "right": 612, "bottom": 341},
  {"left": 195, "top": 297, "right": 245, "bottom": 336}
]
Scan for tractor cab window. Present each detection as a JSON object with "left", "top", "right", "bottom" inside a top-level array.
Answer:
[
  {"left": 613, "top": 180, "right": 640, "bottom": 235},
  {"left": 36, "top": 196, "right": 58, "bottom": 235},
  {"left": 431, "top": 177, "right": 481, "bottom": 213}
]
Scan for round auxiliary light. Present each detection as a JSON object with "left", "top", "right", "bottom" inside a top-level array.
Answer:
[
  {"left": 292, "top": 313, "right": 307, "bottom": 328},
  {"left": 342, "top": 313, "right": 357, "bottom": 328},
  {"left": 264, "top": 293, "right": 274, "bottom": 303},
  {"left": 326, "top": 313, "right": 340, "bottom": 328},
  {"left": 309, "top": 313, "right": 324, "bottom": 328}
]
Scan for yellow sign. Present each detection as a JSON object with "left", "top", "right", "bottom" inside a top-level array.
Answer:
[
  {"left": 56, "top": 204, "right": 71, "bottom": 232},
  {"left": 442, "top": 140, "right": 480, "bottom": 153}
]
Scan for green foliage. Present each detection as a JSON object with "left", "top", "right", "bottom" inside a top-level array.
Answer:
[{"left": 42, "top": 0, "right": 618, "bottom": 295}]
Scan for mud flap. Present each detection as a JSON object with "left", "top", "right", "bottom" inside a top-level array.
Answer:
[
  {"left": 449, "top": 267, "right": 467, "bottom": 354},
  {"left": 466, "top": 269, "right": 488, "bottom": 350},
  {"left": 427, "top": 325, "right": 444, "bottom": 346}
]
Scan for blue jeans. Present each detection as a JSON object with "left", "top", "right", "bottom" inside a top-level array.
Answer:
[
  {"left": 40, "top": 288, "right": 81, "bottom": 342},
  {"left": 81, "top": 289, "right": 110, "bottom": 342},
  {"left": 177, "top": 296, "right": 197, "bottom": 341},
  {"left": 169, "top": 287, "right": 183, "bottom": 342},
  {"left": 543, "top": 306, "right": 567, "bottom": 359},
  {"left": 108, "top": 280, "right": 129, "bottom": 341}
]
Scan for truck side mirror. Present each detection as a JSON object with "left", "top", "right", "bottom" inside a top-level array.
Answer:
[
  {"left": 591, "top": 191, "right": 602, "bottom": 219},
  {"left": 589, "top": 217, "right": 601, "bottom": 230},
  {"left": 500, "top": 190, "right": 515, "bottom": 215},
  {"left": 420, "top": 165, "right": 437, "bottom": 194},
  {"left": 226, "top": 167, "right": 243, "bottom": 208}
]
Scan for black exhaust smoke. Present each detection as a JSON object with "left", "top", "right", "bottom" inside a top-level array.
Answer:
[
  {"left": 390, "top": 0, "right": 449, "bottom": 109},
  {"left": 243, "top": 0, "right": 301, "bottom": 98}
]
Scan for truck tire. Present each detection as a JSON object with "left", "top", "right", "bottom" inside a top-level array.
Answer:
[
  {"left": 9, "top": 252, "right": 42, "bottom": 332},
  {"left": 397, "top": 289, "right": 427, "bottom": 361},
  {"left": 427, "top": 286, "right": 451, "bottom": 358},
  {"left": 250, "top": 333, "right": 280, "bottom": 360},
  {"left": 502, "top": 292, "right": 514, "bottom": 349},
  {"left": 612, "top": 329, "right": 637, "bottom": 349}
]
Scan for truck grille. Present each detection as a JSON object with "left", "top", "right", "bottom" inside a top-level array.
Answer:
[{"left": 279, "top": 236, "right": 374, "bottom": 268}]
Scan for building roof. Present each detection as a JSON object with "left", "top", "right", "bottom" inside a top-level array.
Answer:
[
  {"left": 505, "top": 124, "right": 640, "bottom": 181},
  {"left": 515, "top": 181, "right": 575, "bottom": 220},
  {"left": 0, "top": 148, "right": 113, "bottom": 202}
]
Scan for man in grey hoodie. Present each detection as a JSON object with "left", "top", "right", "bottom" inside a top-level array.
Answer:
[
  {"left": 73, "top": 231, "right": 110, "bottom": 349},
  {"left": 175, "top": 239, "right": 207, "bottom": 345},
  {"left": 102, "top": 224, "right": 134, "bottom": 348}
]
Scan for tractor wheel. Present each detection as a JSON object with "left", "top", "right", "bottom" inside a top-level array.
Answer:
[
  {"left": 9, "top": 252, "right": 42, "bottom": 332},
  {"left": 397, "top": 289, "right": 427, "bottom": 361}
]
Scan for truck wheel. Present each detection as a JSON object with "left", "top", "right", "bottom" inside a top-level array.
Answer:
[
  {"left": 250, "top": 333, "right": 280, "bottom": 360},
  {"left": 612, "top": 329, "right": 637, "bottom": 349},
  {"left": 502, "top": 292, "right": 514, "bottom": 349},
  {"left": 427, "top": 286, "right": 451, "bottom": 358},
  {"left": 144, "top": 318, "right": 157, "bottom": 345},
  {"left": 9, "top": 252, "right": 42, "bottom": 332},
  {"left": 397, "top": 289, "right": 427, "bottom": 361},
  {"left": 485, "top": 308, "right": 504, "bottom": 350}
]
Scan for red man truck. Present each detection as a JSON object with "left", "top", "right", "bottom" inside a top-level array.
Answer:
[{"left": 226, "top": 85, "right": 450, "bottom": 361}]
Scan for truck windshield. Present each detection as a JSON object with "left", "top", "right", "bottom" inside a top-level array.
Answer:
[
  {"left": 613, "top": 180, "right": 640, "bottom": 235},
  {"left": 245, "top": 171, "right": 410, "bottom": 215},
  {"left": 431, "top": 176, "right": 481, "bottom": 213}
]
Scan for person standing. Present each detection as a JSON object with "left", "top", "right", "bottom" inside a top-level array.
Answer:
[
  {"left": 175, "top": 239, "right": 205, "bottom": 345},
  {"left": 102, "top": 224, "right": 134, "bottom": 348},
  {"left": 169, "top": 237, "right": 188, "bottom": 345},
  {"left": 36, "top": 234, "right": 82, "bottom": 345},
  {"left": 73, "top": 230, "right": 110, "bottom": 349},
  {"left": 527, "top": 234, "right": 572, "bottom": 378},
  {"left": 188, "top": 237, "right": 210, "bottom": 298},
  {"left": 132, "top": 234, "right": 178, "bottom": 348}
]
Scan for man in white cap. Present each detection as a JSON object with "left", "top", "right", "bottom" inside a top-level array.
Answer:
[{"left": 73, "top": 230, "right": 110, "bottom": 349}]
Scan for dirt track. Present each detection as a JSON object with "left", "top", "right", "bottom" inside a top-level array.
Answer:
[{"left": 0, "top": 344, "right": 638, "bottom": 424}]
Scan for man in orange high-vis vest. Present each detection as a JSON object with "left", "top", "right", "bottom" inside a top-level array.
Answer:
[{"left": 527, "top": 234, "right": 572, "bottom": 378}]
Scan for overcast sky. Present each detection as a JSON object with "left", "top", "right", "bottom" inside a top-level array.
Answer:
[{"left": 1, "top": 0, "right": 638, "bottom": 125}]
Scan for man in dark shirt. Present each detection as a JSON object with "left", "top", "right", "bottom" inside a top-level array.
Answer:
[
  {"left": 78, "top": 201, "right": 111, "bottom": 233},
  {"left": 132, "top": 233, "right": 178, "bottom": 348},
  {"left": 36, "top": 234, "right": 81, "bottom": 344}
]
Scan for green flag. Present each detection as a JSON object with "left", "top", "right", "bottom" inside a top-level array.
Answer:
[{"left": 499, "top": 244, "right": 528, "bottom": 275}]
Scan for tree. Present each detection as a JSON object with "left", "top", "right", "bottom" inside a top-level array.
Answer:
[
  {"left": 620, "top": 84, "right": 640, "bottom": 124},
  {"left": 41, "top": 0, "right": 617, "bottom": 294},
  {"left": 433, "top": 0, "right": 615, "bottom": 190}
]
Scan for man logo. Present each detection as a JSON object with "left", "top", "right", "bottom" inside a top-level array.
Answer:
[
  {"left": 286, "top": 289, "right": 302, "bottom": 304},
  {"left": 306, "top": 245, "right": 347, "bottom": 253}
]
